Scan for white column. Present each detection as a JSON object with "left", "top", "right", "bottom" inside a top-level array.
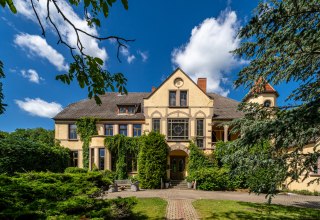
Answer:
[
  {"left": 223, "top": 125, "right": 229, "bottom": 142},
  {"left": 106, "top": 149, "right": 112, "bottom": 170},
  {"left": 94, "top": 147, "right": 99, "bottom": 169},
  {"left": 114, "top": 124, "right": 119, "bottom": 135},
  {"left": 128, "top": 124, "right": 133, "bottom": 137}
]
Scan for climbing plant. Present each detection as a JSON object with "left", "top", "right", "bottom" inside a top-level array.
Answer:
[
  {"left": 104, "top": 134, "right": 140, "bottom": 179},
  {"left": 76, "top": 117, "right": 98, "bottom": 169},
  {"left": 187, "top": 141, "right": 211, "bottom": 180}
]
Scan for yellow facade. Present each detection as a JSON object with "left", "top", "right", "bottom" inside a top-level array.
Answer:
[{"left": 55, "top": 68, "right": 319, "bottom": 192}]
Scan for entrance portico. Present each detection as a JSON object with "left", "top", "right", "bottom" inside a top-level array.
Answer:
[{"left": 168, "top": 148, "right": 189, "bottom": 180}]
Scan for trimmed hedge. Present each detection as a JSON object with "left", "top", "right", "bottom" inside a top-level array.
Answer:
[
  {"left": 0, "top": 139, "right": 70, "bottom": 174},
  {"left": 138, "top": 132, "right": 168, "bottom": 189}
]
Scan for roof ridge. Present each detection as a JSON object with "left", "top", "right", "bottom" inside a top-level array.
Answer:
[{"left": 207, "top": 92, "right": 241, "bottom": 103}]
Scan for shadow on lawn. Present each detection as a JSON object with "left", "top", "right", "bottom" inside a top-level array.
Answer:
[
  {"left": 207, "top": 202, "right": 320, "bottom": 220},
  {"left": 128, "top": 212, "right": 165, "bottom": 220},
  {"left": 292, "top": 200, "right": 320, "bottom": 209}
]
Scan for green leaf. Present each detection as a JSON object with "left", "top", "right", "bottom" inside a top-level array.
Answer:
[
  {"left": 84, "top": 0, "right": 90, "bottom": 7},
  {"left": 102, "top": 2, "right": 109, "bottom": 17},
  {"left": 94, "top": 57, "right": 103, "bottom": 65},
  {"left": 0, "top": 0, "right": 6, "bottom": 7},
  {"left": 6, "top": 0, "right": 16, "bottom": 13},
  {"left": 121, "top": 0, "right": 128, "bottom": 10}
]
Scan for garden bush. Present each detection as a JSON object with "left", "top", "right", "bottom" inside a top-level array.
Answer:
[
  {"left": 0, "top": 171, "right": 136, "bottom": 219},
  {"left": 138, "top": 132, "right": 168, "bottom": 189},
  {"left": 0, "top": 138, "right": 70, "bottom": 174},
  {"left": 194, "top": 167, "right": 235, "bottom": 191},
  {"left": 64, "top": 167, "right": 89, "bottom": 173}
]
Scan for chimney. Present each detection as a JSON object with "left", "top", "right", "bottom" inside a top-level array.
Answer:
[
  {"left": 152, "top": 86, "right": 156, "bottom": 92},
  {"left": 197, "top": 78, "right": 207, "bottom": 93}
]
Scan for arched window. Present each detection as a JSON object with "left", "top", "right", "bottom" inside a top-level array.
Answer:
[{"left": 263, "top": 100, "right": 271, "bottom": 107}]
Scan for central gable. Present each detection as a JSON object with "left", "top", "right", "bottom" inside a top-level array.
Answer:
[{"left": 144, "top": 68, "right": 213, "bottom": 107}]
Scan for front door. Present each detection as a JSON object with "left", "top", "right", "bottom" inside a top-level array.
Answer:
[{"left": 170, "top": 156, "right": 185, "bottom": 180}]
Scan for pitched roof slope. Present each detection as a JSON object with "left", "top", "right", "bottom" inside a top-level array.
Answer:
[
  {"left": 243, "top": 77, "right": 279, "bottom": 101},
  {"left": 53, "top": 92, "right": 149, "bottom": 120},
  {"left": 207, "top": 93, "right": 244, "bottom": 119},
  {"left": 54, "top": 92, "right": 244, "bottom": 120}
]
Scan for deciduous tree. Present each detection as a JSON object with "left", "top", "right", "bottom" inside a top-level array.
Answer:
[{"left": 0, "top": 0, "right": 132, "bottom": 113}]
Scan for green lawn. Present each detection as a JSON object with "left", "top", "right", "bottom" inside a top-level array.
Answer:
[
  {"left": 131, "top": 198, "right": 167, "bottom": 219},
  {"left": 193, "top": 200, "right": 320, "bottom": 220}
]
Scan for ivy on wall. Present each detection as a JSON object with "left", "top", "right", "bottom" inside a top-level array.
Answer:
[
  {"left": 187, "top": 141, "right": 211, "bottom": 181},
  {"left": 76, "top": 117, "right": 98, "bottom": 169},
  {"left": 104, "top": 134, "right": 140, "bottom": 179}
]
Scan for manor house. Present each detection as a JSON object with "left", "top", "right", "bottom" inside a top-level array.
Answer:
[{"left": 54, "top": 68, "right": 319, "bottom": 191}]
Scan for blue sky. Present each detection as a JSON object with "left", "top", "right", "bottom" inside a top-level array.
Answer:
[{"left": 0, "top": 0, "right": 297, "bottom": 132}]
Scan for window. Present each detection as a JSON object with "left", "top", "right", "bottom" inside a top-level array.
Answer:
[
  {"left": 119, "top": 124, "right": 127, "bottom": 136},
  {"left": 119, "top": 106, "right": 126, "bottom": 114},
  {"left": 105, "top": 124, "right": 113, "bottom": 136},
  {"left": 196, "top": 119, "right": 204, "bottom": 148},
  {"left": 180, "top": 91, "right": 188, "bottom": 107},
  {"left": 128, "top": 106, "right": 136, "bottom": 114},
  {"left": 167, "top": 119, "right": 189, "bottom": 140},
  {"left": 126, "top": 153, "right": 137, "bottom": 172},
  {"left": 90, "top": 148, "right": 95, "bottom": 170},
  {"left": 70, "top": 151, "right": 78, "bottom": 167},
  {"left": 169, "top": 91, "right": 176, "bottom": 106},
  {"left": 69, "top": 124, "right": 77, "bottom": 140},
  {"left": 212, "top": 130, "right": 224, "bottom": 143},
  {"left": 264, "top": 100, "right": 271, "bottom": 107},
  {"left": 99, "top": 148, "right": 105, "bottom": 170},
  {"left": 133, "top": 124, "right": 142, "bottom": 137},
  {"left": 118, "top": 105, "right": 137, "bottom": 115},
  {"left": 152, "top": 119, "right": 160, "bottom": 133}
]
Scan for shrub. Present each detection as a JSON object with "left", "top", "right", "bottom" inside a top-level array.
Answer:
[
  {"left": 187, "top": 141, "right": 211, "bottom": 182},
  {"left": 0, "top": 171, "right": 136, "bottom": 219},
  {"left": 138, "top": 132, "right": 168, "bottom": 189},
  {"left": 64, "top": 167, "right": 88, "bottom": 173},
  {"left": 0, "top": 139, "right": 70, "bottom": 174},
  {"left": 194, "top": 167, "right": 235, "bottom": 191}
]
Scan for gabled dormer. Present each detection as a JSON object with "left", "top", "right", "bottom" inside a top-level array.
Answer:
[{"left": 244, "top": 77, "right": 279, "bottom": 107}]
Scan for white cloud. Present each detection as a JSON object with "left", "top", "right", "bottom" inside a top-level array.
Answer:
[
  {"left": 14, "top": 33, "right": 68, "bottom": 71},
  {"left": 127, "top": 55, "right": 136, "bottom": 64},
  {"left": 171, "top": 10, "right": 247, "bottom": 96},
  {"left": 120, "top": 47, "right": 136, "bottom": 64},
  {"left": 21, "top": 69, "right": 43, "bottom": 84},
  {"left": 15, "top": 98, "right": 63, "bottom": 118},
  {"left": 14, "top": 0, "right": 107, "bottom": 62},
  {"left": 137, "top": 50, "right": 148, "bottom": 62}
]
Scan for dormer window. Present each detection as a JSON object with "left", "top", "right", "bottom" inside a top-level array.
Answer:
[
  {"left": 117, "top": 104, "right": 138, "bottom": 115},
  {"left": 128, "top": 106, "right": 135, "bottom": 114},
  {"left": 119, "top": 106, "right": 127, "bottom": 114}
]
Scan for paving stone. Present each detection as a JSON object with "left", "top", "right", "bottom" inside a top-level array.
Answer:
[{"left": 166, "top": 199, "right": 199, "bottom": 220}]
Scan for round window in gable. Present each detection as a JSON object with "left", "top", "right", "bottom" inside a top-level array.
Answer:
[
  {"left": 174, "top": 77, "right": 184, "bottom": 88},
  {"left": 263, "top": 100, "right": 271, "bottom": 107}
]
